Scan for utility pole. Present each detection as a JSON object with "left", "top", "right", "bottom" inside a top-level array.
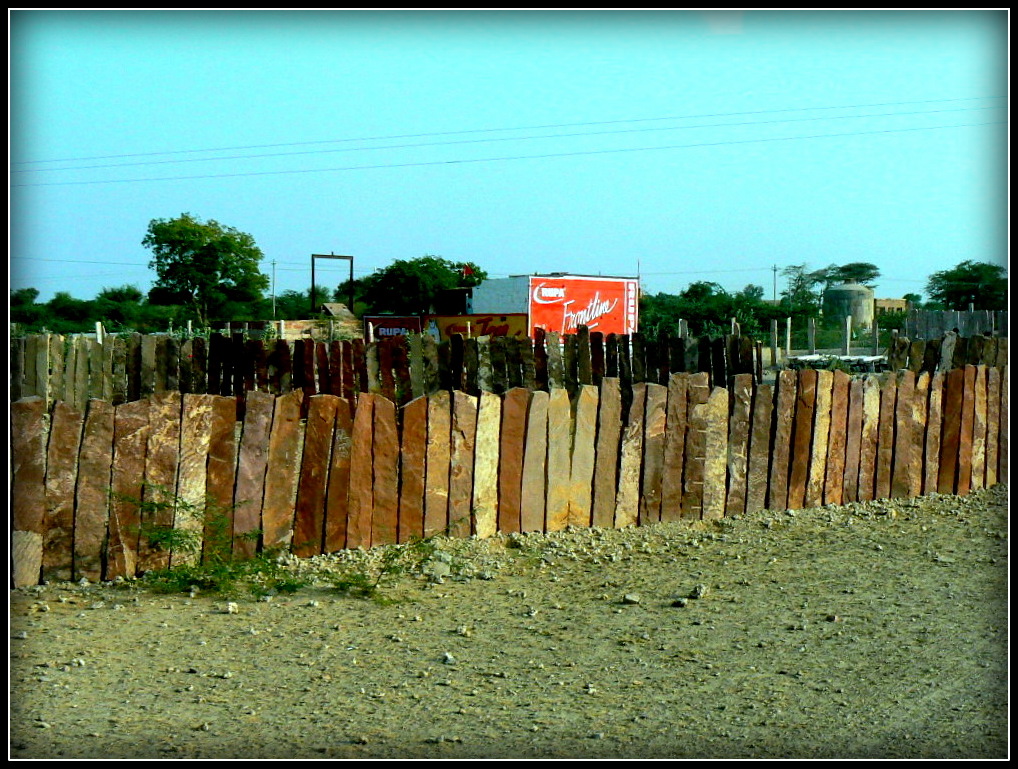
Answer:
[
  {"left": 271, "top": 259, "right": 277, "bottom": 319},
  {"left": 772, "top": 264, "right": 778, "bottom": 302}
]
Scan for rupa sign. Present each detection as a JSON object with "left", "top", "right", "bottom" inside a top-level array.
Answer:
[{"left": 528, "top": 275, "right": 639, "bottom": 337}]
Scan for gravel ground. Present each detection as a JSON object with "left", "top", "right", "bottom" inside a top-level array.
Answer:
[{"left": 9, "top": 484, "right": 1009, "bottom": 759}]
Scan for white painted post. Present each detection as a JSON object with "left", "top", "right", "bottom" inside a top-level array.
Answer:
[{"left": 844, "top": 315, "right": 852, "bottom": 356}]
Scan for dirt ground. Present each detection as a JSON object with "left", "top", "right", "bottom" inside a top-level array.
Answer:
[{"left": 9, "top": 484, "right": 1009, "bottom": 760}]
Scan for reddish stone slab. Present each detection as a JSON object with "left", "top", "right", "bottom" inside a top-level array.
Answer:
[
  {"left": 347, "top": 393, "right": 376, "bottom": 549},
  {"left": 232, "top": 391, "right": 274, "bottom": 559},
  {"left": 640, "top": 382, "right": 668, "bottom": 525},
  {"left": 660, "top": 374, "right": 689, "bottom": 522},
  {"left": 108, "top": 399, "right": 151, "bottom": 579},
  {"left": 324, "top": 397, "right": 355, "bottom": 552},
  {"left": 889, "top": 371, "right": 916, "bottom": 499},
  {"left": 448, "top": 391, "right": 478, "bottom": 539},
  {"left": 910, "top": 373, "right": 930, "bottom": 498},
  {"left": 682, "top": 373, "right": 711, "bottom": 519},
  {"left": 425, "top": 391, "right": 452, "bottom": 537},
  {"left": 786, "top": 370, "right": 817, "bottom": 510},
  {"left": 725, "top": 375, "right": 753, "bottom": 517},
  {"left": 873, "top": 374, "right": 897, "bottom": 500},
  {"left": 767, "top": 370, "right": 796, "bottom": 511},
  {"left": 592, "top": 378, "right": 623, "bottom": 529},
  {"left": 372, "top": 395, "right": 400, "bottom": 547},
  {"left": 998, "top": 366, "right": 1008, "bottom": 484},
  {"left": 521, "top": 390, "right": 549, "bottom": 533},
  {"left": 937, "top": 368, "right": 965, "bottom": 494},
  {"left": 397, "top": 396, "right": 427, "bottom": 543},
  {"left": 985, "top": 367, "right": 1000, "bottom": 487},
  {"left": 955, "top": 365, "right": 977, "bottom": 495},
  {"left": 204, "top": 396, "right": 238, "bottom": 560},
  {"left": 498, "top": 388, "right": 530, "bottom": 534},
  {"left": 75, "top": 400, "right": 115, "bottom": 581},
  {"left": 745, "top": 382, "right": 773, "bottom": 515},
  {"left": 969, "top": 366, "right": 988, "bottom": 491},
  {"left": 262, "top": 390, "right": 303, "bottom": 552},
  {"left": 293, "top": 395, "right": 338, "bottom": 557},
  {"left": 842, "top": 379, "right": 864, "bottom": 503},
  {"left": 43, "top": 401, "right": 84, "bottom": 582},
  {"left": 823, "top": 370, "right": 849, "bottom": 506},
  {"left": 11, "top": 397, "right": 48, "bottom": 587},
  {"left": 857, "top": 375, "right": 881, "bottom": 502}
]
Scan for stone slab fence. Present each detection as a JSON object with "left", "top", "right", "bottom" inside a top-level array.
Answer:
[{"left": 10, "top": 365, "right": 1007, "bottom": 587}]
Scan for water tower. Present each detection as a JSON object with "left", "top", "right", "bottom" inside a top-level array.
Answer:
[{"left": 822, "top": 280, "right": 874, "bottom": 328}]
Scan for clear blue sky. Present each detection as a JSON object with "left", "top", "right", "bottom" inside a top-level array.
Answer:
[{"left": 10, "top": 10, "right": 1008, "bottom": 307}]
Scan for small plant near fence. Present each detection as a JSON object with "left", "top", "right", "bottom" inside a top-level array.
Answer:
[{"left": 115, "top": 485, "right": 307, "bottom": 598}]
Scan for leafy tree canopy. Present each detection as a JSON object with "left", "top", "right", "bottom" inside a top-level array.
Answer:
[
  {"left": 143, "top": 212, "right": 269, "bottom": 325},
  {"left": 353, "top": 255, "right": 487, "bottom": 316},
  {"left": 925, "top": 260, "right": 1007, "bottom": 311},
  {"left": 826, "top": 262, "right": 881, "bottom": 286}
]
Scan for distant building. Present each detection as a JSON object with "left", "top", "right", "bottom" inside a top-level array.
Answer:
[{"left": 874, "top": 298, "right": 909, "bottom": 316}]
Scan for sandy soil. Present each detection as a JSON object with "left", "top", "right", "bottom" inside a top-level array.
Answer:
[{"left": 9, "top": 484, "right": 1009, "bottom": 759}]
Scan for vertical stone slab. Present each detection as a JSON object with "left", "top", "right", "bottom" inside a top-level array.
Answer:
[
  {"left": 805, "top": 370, "right": 833, "bottom": 509},
  {"left": 889, "top": 371, "right": 916, "bottom": 499},
  {"left": 324, "top": 397, "right": 354, "bottom": 552},
  {"left": 372, "top": 395, "right": 400, "bottom": 546},
  {"left": 107, "top": 399, "right": 151, "bottom": 579},
  {"left": 140, "top": 334, "right": 157, "bottom": 397},
  {"left": 75, "top": 400, "right": 114, "bottom": 581},
  {"left": 472, "top": 392, "right": 501, "bottom": 538},
  {"left": 767, "top": 370, "right": 796, "bottom": 511},
  {"left": 873, "top": 373, "right": 897, "bottom": 500},
  {"left": 204, "top": 395, "right": 238, "bottom": 559},
  {"left": 138, "top": 392, "right": 181, "bottom": 571},
  {"left": 173, "top": 394, "right": 215, "bottom": 566},
  {"left": 425, "top": 390, "right": 452, "bottom": 537},
  {"left": 33, "top": 334, "right": 51, "bottom": 404},
  {"left": 111, "top": 335, "right": 128, "bottom": 405},
  {"left": 232, "top": 390, "right": 273, "bottom": 560},
  {"left": 842, "top": 378, "right": 864, "bottom": 503},
  {"left": 43, "top": 401, "right": 84, "bottom": 582},
  {"left": 88, "top": 335, "right": 105, "bottom": 401},
  {"left": 857, "top": 375, "right": 881, "bottom": 502},
  {"left": 661, "top": 374, "right": 688, "bottom": 522},
  {"left": 956, "top": 365, "right": 977, "bottom": 495},
  {"left": 823, "top": 370, "right": 850, "bottom": 506},
  {"left": 787, "top": 370, "right": 817, "bottom": 510},
  {"left": 48, "top": 334, "right": 65, "bottom": 410},
  {"left": 998, "top": 366, "right": 1008, "bottom": 484},
  {"left": 937, "top": 332, "right": 957, "bottom": 373},
  {"left": 409, "top": 334, "right": 426, "bottom": 399},
  {"left": 498, "top": 388, "right": 530, "bottom": 534},
  {"left": 937, "top": 368, "right": 965, "bottom": 495},
  {"left": 699, "top": 387, "right": 730, "bottom": 520},
  {"left": 521, "top": 390, "right": 550, "bottom": 533},
  {"left": 397, "top": 396, "right": 427, "bottom": 543},
  {"left": 922, "top": 373, "right": 944, "bottom": 495},
  {"left": 615, "top": 383, "right": 646, "bottom": 528},
  {"left": 261, "top": 390, "right": 303, "bottom": 553},
  {"left": 725, "top": 375, "right": 753, "bottom": 517},
  {"left": 347, "top": 393, "right": 375, "bottom": 549},
  {"left": 11, "top": 397, "right": 48, "bottom": 587},
  {"left": 293, "top": 395, "right": 338, "bottom": 557},
  {"left": 682, "top": 372, "right": 711, "bottom": 519},
  {"left": 746, "top": 382, "right": 774, "bottom": 514},
  {"left": 910, "top": 372, "right": 930, "bottom": 498},
  {"left": 73, "top": 336, "right": 91, "bottom": 412},
  {"left": 545, "top": 388, "right": 572, "bottom": 532},
  {"left": 448, "top": 391, "right": 478, "bottom": 539},
  {"left": 640, "top": 382, "right": 668, "bottom": 525},
  {"left": 588, "top": 378, "right": 623, "bottom": 531},
  {"left": 568, "top": 385, "right": 598, "bottom": 528},
  {"left": 969, "top": 366, "right": 985, "bottom": 492},
  {"left": 984, "top": 367, "right": 1000, "bottom": 487}
]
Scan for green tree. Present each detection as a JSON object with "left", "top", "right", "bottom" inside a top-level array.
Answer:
[
  {"left": 353, "top": 255, "right": 487, "bottom": 316},
  {"left": 827, "top": 262, "right": 881, "bottom": 286},
  {"left": 780, "top": 264, "right": 825, "bottom": 314},
  {"left": 143, "top": 213, "right": 269, "bottom": 326},
  {"left": 925, "top": 260, "right": 1007, "bottom": 310}
]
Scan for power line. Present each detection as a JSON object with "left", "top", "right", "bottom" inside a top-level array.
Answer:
[
  {"left": 12, "top": 95, "right": 1003, "bottom": 166},
  {"left": 10, "top": 120, "right": 1003, "bottom": 189},
  {"left": 12, "top": 105, "right": 1002, "bottom": 174}
]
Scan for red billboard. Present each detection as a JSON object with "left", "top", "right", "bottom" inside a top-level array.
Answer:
[
  {"left": 431, "top": 314, "right": 529, "bottom": 340},
  {"left": 528, "top": 276, "right": 639, "bottom": 336}
]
